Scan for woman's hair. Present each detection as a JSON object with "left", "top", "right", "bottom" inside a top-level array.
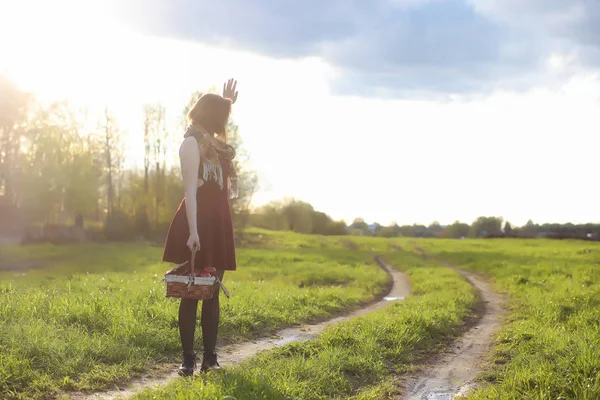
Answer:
[{"left": 187, "top": 93, "right": 232, "bottom": 140}]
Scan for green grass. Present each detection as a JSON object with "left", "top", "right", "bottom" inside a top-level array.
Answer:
[
  {"left": 130, "top": 245, "right": 477, "bottom": 400},
  {"left": 417, "top": 238, "right": 600, "bottom": 400},
  {"left": 8, "top": 230, "right": 596, "bottom": 399},
  {"left": 0, "top": 231, "right": 389, "bottom": 399}
]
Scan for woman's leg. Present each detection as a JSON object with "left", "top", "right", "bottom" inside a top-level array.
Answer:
[
  {"left": 200, "top": 269, "right": 225, "bottom": 370},
  {"left": 178, "top": 298, "right": 199, "bottom": 375},
  {"left": 179, "top": 298, "right": 200, "bottom": 353}
]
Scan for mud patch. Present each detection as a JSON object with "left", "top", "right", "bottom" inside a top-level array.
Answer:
[
  {"left": 341, "top": 239, "right": 359, "bottom": 250},
  {"left": 391, "top": 244, "right": 404, "bottom": 252}
]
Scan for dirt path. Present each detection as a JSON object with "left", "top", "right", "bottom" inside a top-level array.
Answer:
[
  {"left": 68, "top": 256, "right": 411, "bottom": 400},
  {"left": 398, "top": 248, "right": 506, "bottom": 400}
]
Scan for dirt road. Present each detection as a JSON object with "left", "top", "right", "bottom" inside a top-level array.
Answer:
[
  {"left": 399, "top": 249, "right": 505, "bottom": 400},
  {"left": 69, "top": 257, "right": 411, "bottom": 400}
]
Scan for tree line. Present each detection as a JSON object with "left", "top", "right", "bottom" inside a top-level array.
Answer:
[
  {"left": 249, "top": 203, "right": 600, "bottom": 240},
  {"left": 2, "top": 75, "right": 596, "bottom": 243},
  {"left": 0, "top": 76, "right": 257, "bottom": 242},
  {"left": 249, "top": 198, "right": 348, "bottom": 236},
  {"left": 369, "top": 217, "right": 600, "bottom": 240}
]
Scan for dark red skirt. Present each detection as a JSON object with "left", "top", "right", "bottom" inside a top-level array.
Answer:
[{"left": 162, "top": 182, "right": 237, "bottom": 271}]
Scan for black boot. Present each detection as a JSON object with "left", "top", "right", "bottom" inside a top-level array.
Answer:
[
  {"left": 200, "top": 351, "right": 221, "bottom": 373},
  {"left": 178, "top": 351, "right": 197, "bottom": 377}
]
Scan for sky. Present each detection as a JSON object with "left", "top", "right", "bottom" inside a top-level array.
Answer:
[{"left": 1, "top": 0, "right": 599, "bottom": 226}]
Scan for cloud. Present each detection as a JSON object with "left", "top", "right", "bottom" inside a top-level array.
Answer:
[
  {"left": 474, "top": 1, "right": 600, "bottom": 50},
  {"left": 107, "top": 0, "right": 600, "bottom": 96},
  {"left": 467, "top": 0, "right": 600, "bottom": 65}
]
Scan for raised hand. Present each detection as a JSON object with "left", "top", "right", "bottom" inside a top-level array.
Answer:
[{"left": 222, "top": 78, "right": 238, "bottom": 104}]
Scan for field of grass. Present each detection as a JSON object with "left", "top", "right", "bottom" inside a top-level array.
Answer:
[
  {"left": 0, "top": 230, "right": 389, "bottom": 399},
  {"left": 418, "top": 238, "right": 600, "bottom": 399},
  {"left": 4, "top": 229, "right": 598, "bottom": 400},
  {"left": 131, "top": 246, "right": 477, "bottom": 400}
]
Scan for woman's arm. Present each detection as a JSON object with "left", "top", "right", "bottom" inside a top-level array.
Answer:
[{"left": 179, "top": 136, "right": 201, "bottom": 251}]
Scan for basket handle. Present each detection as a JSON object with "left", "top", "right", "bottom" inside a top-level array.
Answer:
[
  {"left": 190, "top": 246, "right": 197, "bottom": 277},
  {"left": 187, "top": 246, "right": 197, "bottom": 291},
  {"left": 215, "top": 275, "right": 231, "bottom": 298}
]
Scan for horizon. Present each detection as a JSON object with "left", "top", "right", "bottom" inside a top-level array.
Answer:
[{"left": 2, "top": 0, "right": 599, "bottom": 227}]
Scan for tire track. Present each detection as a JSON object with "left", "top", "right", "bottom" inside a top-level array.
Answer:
[
  {"left": 399, "top": 246, "right": 505, "bottom": 400},
  {"left": 67, "top": 257, "right": 411, "bottom": 400}
]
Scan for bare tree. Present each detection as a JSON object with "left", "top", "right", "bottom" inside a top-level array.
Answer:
[
  {"left": 153, "top": 104, "right": 167, "bottom": 228},
  {"left": 142, "top": 103, "right": 169, "bottom": 229},
  {"left": 115, "top": 136, "right": 126, "bottom": 210},
  {"left": 0, "top": 76, "right": 32, "bottom": 206},
  {"left": 99, "top": 107, "right": 123, "bottom": 218},
  {"left": 143, "top": 104, "right": 153, "bottom": 195}
]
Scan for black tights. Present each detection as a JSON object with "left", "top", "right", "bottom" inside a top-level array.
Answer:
[{"left": 178, "top": 269, "right": 225, "bottom": 355}]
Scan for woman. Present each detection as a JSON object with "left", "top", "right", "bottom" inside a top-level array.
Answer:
[{"left": 162, "top": 79, "right": 239, "bottom": 376}]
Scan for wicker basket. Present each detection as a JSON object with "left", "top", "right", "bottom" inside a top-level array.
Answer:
[{"left": 163, "top": 249, "right": 227, "bottom": 300}]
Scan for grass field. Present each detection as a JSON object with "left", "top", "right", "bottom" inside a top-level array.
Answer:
[
  {"left": 0, "top": 230, "right": 389, "bottom": 399},
  {"left": 131, "top": 247, "right": 476, "bottom": 400},
  {"left": 2, "top": 230, "right": 599, "bottom": 399},
  {"left": 418, "top": 238, "right": 600, "bottom": 399}
]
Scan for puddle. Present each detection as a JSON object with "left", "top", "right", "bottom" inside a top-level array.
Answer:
[
  {"left": 384, "top": 296, "right": 404, "bottom": 301},
  {"left": 426, "top": 392, "right": 454, "bottom": 400}
]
